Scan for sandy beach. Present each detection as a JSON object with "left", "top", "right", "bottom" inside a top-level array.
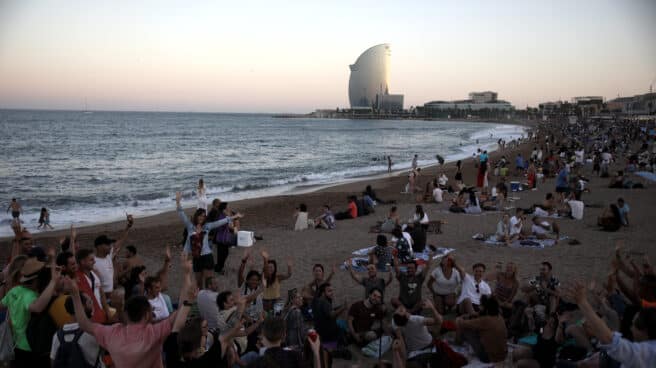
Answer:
[{"left": 3, "top": 120, "right": 655, "bottom": 366}]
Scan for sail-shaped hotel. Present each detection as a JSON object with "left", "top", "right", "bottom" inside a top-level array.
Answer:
[{"left": 348, "top": 44, "right": 403, "bottom": 111}]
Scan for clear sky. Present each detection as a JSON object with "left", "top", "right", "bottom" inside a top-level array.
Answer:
[{"left": 1, "top": 0, "right": 654, "bottom": 113}]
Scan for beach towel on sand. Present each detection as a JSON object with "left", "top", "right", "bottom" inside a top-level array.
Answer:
[
  {"left": 476, "top": 235, "right": 567, "bottom": 249},
  {"left": 344, "top": 247, "right": 455, "bottom": 272}
]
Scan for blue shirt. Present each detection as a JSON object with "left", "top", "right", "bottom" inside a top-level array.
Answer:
[
  {"left": 177, "top": 207, "right": 230, "bottom": 256},
  {"left": 556, "top": 169, "right": 568, "bottom": 188},
  {"left": 515, "top": 156, "right": 524, "bottom": 168}
]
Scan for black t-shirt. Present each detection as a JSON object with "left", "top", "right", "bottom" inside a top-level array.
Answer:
[
  {"left": 312, "top": 297, "right": 339, "bottom": 342},
  {"left": 409, "top": 227, "right": 426, "bottom": 253},
  {"left": 164, "top": 332, "right": 228, "bottom": 368},
  {"left": 246, "top": 347, "right": 307, "bottom": 368},
  {"left": 348, "top": 300, "right": 384, "bottom": 333},
  {"left": 398, "top": 273, "right": 425, "bottom": 308}
]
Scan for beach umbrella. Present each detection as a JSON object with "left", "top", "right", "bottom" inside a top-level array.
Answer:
[{"left": 435, "top": 154, "right": 445, "bottom": 165}]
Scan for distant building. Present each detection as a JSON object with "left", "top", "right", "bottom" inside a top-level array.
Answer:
[
  {"left": 606, "top": 93, "right": 656, "bottom": 115},
  {"left": 348, "top": 44, "right": 404, "bottom": 110},
  {"left": 376, "top": 93, "right": 404, "bottom": 112},
  {"left": 469, "top": 91, "right": 498, "bottom": 103},
  {"left": 423, "top": 91, "right": 513, "bottom": 118},
  {"left": 571, "top": 96, "right": 604, "bottom": 117}
]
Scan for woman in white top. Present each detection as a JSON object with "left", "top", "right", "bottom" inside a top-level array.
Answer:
[
  {"left": 428, "top": 255, "right": 461, "bottom": 314},
  {"left": 411, "top": 205, "right": 430, "bottom": 230},
  {"left": 197, "top": 178, "right": 208, "bottom": 211},
  {"left": 293, "top": 203, "right": 309, "bottom": 231}
]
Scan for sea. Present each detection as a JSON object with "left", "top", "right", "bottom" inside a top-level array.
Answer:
[{"left": 0, "top": 110, "right": 526, "bottom": 237}]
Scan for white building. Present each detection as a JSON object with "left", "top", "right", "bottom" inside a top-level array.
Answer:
[
  {"left": 348, "top": 44, "right": 403, "bottom": 110},
  {"left": 469, "top": 91, "right": 498, "bottom": 103}
]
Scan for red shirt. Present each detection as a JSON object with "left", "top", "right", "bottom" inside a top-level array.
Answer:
[
  {"left": 348, "top": 201, "right": 358, "bottom": 218},
  {"left": 76, "top": 270, "right": 107, "bottom": 324}
]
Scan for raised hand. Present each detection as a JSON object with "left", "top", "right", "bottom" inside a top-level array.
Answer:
[
  {"left": 186, "top": 285, "right": 199, "bottom": 301},
  {"left": 422, "top": 299, "right": 434, "bottom": 309},
  {"left": 261, "top": 250, "right": 269, "bottom": 259},
  {"left": 164, "top": 246, "right": 172, "bottom": 263},
  {"left": 181, "top": 252, "right": 192, "bottom": 275},
  {"left": 561, "top": 280, "right": 587, "bottom": 305}
]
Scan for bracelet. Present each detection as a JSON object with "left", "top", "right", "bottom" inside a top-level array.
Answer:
[{"left": 182, "top": 300, "right": 193, "bottom": 307}]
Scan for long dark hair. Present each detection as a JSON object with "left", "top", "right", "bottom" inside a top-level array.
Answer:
[
  {"left": 192, "top": 208, "right": 207, "bottom": 226},
  {"left": 415, "top": 205, "right": 425, "bottom": 219},
  {"left": 266, "top": 260, "right": 278, "bottom": 285}
]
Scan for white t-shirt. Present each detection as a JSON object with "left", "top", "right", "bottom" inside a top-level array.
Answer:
[
  {"left": 412, "top": 213, "right": 429, "bottom": 224},
  {"left": 148, "top": 293, "right": 170, "bottom": 322},
  {"left": 94, "top": 248, "right": 115, "bottom": 293},
  {"left": 432, "top": 187, "right": 444, "bottom": 203},
  {"left": 531, "top": 224, "right": 549, "bottom": 235},
  {"left": 50, "top": 323, "right": 105, "bottom": 367},
  {"left": 197, "top": 289, "right": 219, "bottom": 330},
  {"left": 430, "top": 267, "right": 461, "bottom": 295},
  {"left": 509, "top": 216, "right": 522, "bottom": 235},
  {"left": 438, "top": 174, "right": 448, "bottom": 186},
  {"left": 456, "top": 273, "right": 491, "bottom": 306},
  {"left": 393, "top": 315, "right": 433, "bottom": 353},
  {"left": 601, "top": 152, "right": 612, "bottom": 164}
]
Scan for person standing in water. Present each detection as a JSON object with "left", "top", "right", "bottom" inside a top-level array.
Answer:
[
  {"left": 388, "top": 156, "right": 393, "bottom": 174},
  {"left": 197, "top": 178, "right": 208, "bottom": 211},
  {"left": 37, "top": 207, "right": 54, "bottom": 230},
  {"left": 6, "top": 198, "right": 22, "bottom": 225}
]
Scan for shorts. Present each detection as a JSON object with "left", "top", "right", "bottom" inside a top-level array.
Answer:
[
  {"left": 11, "top": 211, "right": 19, "bottom": 219},
  {"left": 555, "top": 186, "right": 570, "bottom": 193},
  {"left": 192, "top": 254, "right": 214, "bottom": 273}
]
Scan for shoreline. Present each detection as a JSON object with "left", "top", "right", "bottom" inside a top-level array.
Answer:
[{"left": 0, "top": 119, "right": 532, "bottom": 240}]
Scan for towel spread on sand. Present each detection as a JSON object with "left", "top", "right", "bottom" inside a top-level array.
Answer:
[
  {"left": 477, "top": 235, "right": 568, "bottom": 248},
  {"left": 344, "top": 246, "right": 455, "bottom": 272}
]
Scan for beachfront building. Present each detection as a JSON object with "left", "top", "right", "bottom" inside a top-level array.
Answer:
[
  {"left": 469, "top": 91, "right": 498, "bottom": 104},
  {"left": 348, "top": 44, "right": 404, "bottom": 111},
  {"left": 606, "top": 92, "right": 656, "bottom": 115},
  {"left": 422, "top": 91, "right": 513, "bottom": 118}
]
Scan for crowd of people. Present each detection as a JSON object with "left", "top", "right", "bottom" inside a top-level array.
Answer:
[{"left": 1, "top": 117, "right": 655, "bottom": 368}]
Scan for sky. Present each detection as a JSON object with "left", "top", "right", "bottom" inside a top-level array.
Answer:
[{"left": 0, "top": 0, "right": 654, "bottom": 113}]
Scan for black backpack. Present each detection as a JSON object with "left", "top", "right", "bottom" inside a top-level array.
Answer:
[{"left": 53, "top": 328, "right": 99, "bottom": 368}]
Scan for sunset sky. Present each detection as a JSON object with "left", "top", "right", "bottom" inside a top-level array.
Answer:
[{"left": 0, "top": 0, "right": 654, "bottom": 113}]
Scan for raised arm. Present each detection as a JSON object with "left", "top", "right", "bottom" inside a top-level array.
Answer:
[
  {"left": 65, "top": 278, "right": 96, "bottom": 334},
  {"left": 325, "top": 264, "right": 336, "bottom": 284},
  {"left": 278, "top": 259, "right": 293, "bottom": 281},
  {"left": 421, "top": 299, "right": 443, "bottom": 327},
  {"left": 29, "top": 263, "right": 61, "bottom": 313},
  {"left": 112, "top": 214, "right": 134, "bottom": 258},
  {"left": 175, "top": 192, "right": 193, "bottom": 228},
  {"left": 562, "top": 281, "right": 613, "bottom": 344},
  {"left": 451, "top": 256, "right": 465, "bottom": 280},
  {"left": 155, "top": 246, "right": 173, "bottom": 291},
  {"left": 237, "top": 249, "right": 251, "bottom": 287},
  {"left": 346, "top": 259, "right": 362, "bottom": 285},
  {"left": 170, "top": 253, "right": 195, "bottom": 331}
]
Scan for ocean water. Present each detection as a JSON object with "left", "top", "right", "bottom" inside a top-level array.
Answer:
[{"left": 0, "top": 110, "right": 525, "bottom": 236}]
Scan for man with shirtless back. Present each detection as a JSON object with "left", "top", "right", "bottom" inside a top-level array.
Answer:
[{"left": 6, "top": 198, "right": 22, "bottom": 224}]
